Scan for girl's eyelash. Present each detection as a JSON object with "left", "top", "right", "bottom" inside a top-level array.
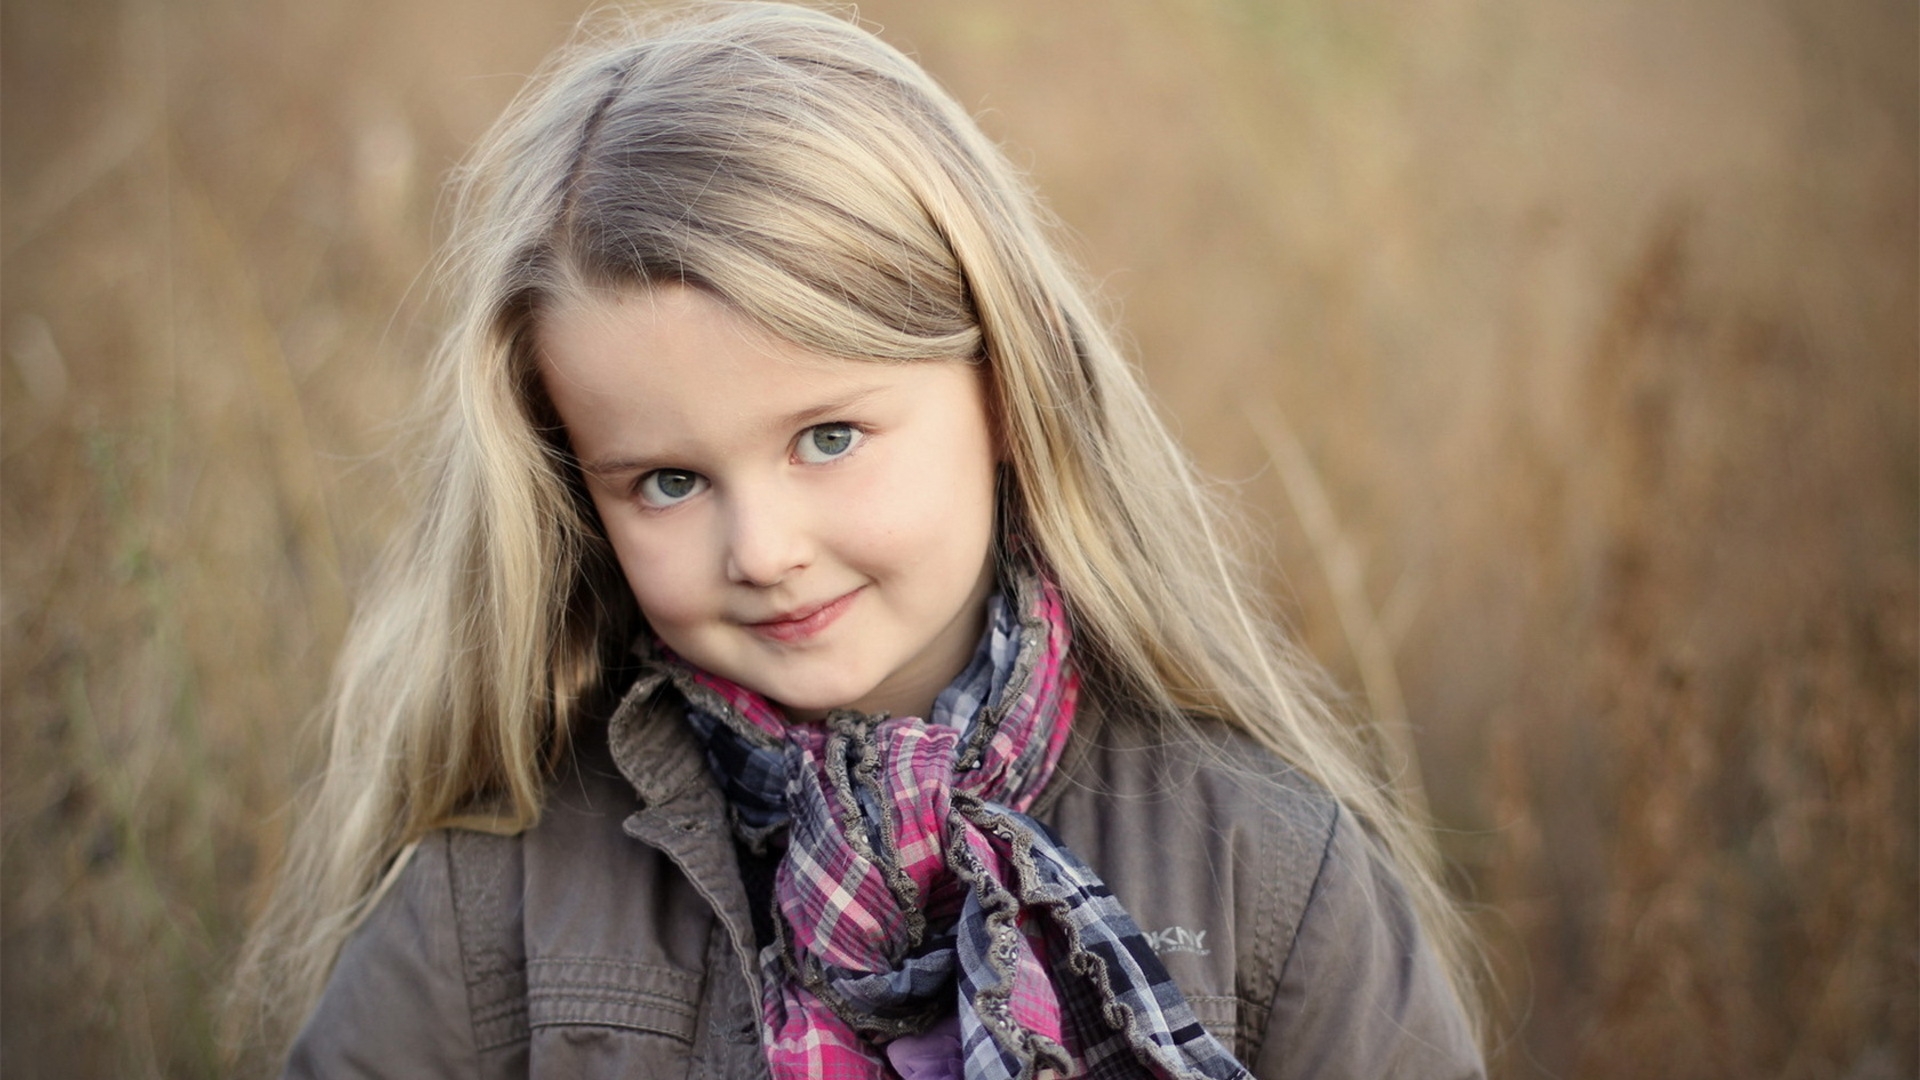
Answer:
[
  {"left": 795, "top": 421, "right": 867, "bottom": 464},
  {"left": 620, "top": 424, "right": 865, "bottom": 506},
  {"left": 633, "top": 468, "right": 708, "bottom": 508}
]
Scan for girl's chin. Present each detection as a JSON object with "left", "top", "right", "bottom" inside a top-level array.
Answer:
[
  {"left": 769, "top": 684, "right": 903, "bottom": 724},
  {"left": 775, "top": 704, "right": 830, "bottom": 725},
  {"left": 772, "top": 691, "right": 878, "bottom": 724}
]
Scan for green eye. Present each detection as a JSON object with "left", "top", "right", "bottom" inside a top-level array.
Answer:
[
  {"left": 796, "top": 423, "right": 861, "bottom": 464},
  {"left": 638, "top": 469, "right": 707, "bottom": 507}
]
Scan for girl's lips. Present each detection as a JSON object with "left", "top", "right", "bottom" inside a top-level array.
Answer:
[{"left": 745, "top": 587, "right": 862, "bottom": 644}]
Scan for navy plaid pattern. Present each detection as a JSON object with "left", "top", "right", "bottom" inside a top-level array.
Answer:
[{"left": 960, "top": 800, "right": 1252, "bottom": 1080}]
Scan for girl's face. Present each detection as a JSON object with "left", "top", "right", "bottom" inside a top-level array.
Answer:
[{"left": 538, "top": 284, "right": 1000, "bottom": 723}]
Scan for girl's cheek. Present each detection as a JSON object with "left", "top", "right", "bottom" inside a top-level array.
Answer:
[
  {"left": 623, "top": 564, "right": 704, "bottom": 639},
  {"left": 873, "top": 447, "right": 977, "bottom": 523},
  {"left": 595, "top": 508, "right": 698, "bottom": 621},
  {"left": 620, "top": 535, "right": 689, "bottom": 596}
]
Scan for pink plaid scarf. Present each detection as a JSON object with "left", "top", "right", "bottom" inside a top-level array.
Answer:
[{"left": 656, "top": 573, "right": 1252, "bottom": 1080}]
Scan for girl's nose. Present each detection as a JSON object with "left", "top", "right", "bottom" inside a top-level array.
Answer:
[{"left": 722, "top": 488, "right": 812, "bottom": 587}]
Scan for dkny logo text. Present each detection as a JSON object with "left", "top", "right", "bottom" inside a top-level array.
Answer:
[{"left": 1143, "top": 926, "right": 1211, "bottom": 956}]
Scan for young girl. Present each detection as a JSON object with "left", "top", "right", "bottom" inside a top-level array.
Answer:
[{"left": 238, "top": 4, "right": 1485, "bottom": 1077}]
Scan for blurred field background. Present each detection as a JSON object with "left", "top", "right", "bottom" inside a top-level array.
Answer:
[{"left": 3, "top": 0, "right": 1914, "bottom": 1075}]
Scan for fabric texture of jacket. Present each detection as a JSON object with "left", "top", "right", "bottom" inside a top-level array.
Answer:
[{"left": 285, "top": 672, "right": 1485, "bottom": 1079}]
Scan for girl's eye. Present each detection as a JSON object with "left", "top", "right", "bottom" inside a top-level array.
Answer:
[
  {"left": 636, "top": 469, "right": 708, "bottom": 508},
  {"left": 795, "top": 422, "right": 863, "bottom": 464}
]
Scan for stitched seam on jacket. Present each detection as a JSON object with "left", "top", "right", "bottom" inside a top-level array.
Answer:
[
  {"left": 1185, "top": 993, "right": 1263, "bottom": 1044},
  {"left": 525, "top": 956, "right": 703, "bottom": 1042},
  {"left": 526, "top": 956, "right": 705, "bottom": 974},
  {"left": 449, "top": 831, "right": 532, "bottom": 1051},
  {"left": 1252, "top": 784, "right": 1285, "bottom": 1063},
  {"left": 472, "top": 971, "right": 530, "bottom": 1050},
  {"left": 527, "top": 985, "right": 697, "bottom": 1004},
  {"left": 525, "top": 1012, "right": 698, "bottom": 1039},
  {"left": 525, "top": 997, "right": 700, "bottom": 1041},
  {"left": 1274, "top": 800, "right": 1343, "bottom": 993}
]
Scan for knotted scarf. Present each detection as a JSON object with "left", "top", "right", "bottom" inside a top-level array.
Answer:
[{"left": 647, "top": 571, "right": 1252, "bottom": 1080}]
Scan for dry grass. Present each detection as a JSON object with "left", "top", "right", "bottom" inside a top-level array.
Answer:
[{"left": 3, "top": 0, "right": 1912, "bottom": 1076}]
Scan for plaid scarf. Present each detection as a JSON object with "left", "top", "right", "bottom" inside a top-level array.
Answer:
[{"left": 651, "top": 572, "right": 1252, "bottom": 1080}]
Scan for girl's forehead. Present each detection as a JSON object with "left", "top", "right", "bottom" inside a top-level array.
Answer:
[
  {"left": 545, "top": 282, "right": 752, "bottom": 342},
  {"left": 546, "top": 284, "right": 763, "bottom": 358},
  {"left": 538, "top": 282, "right": 943, "bottom": 382},
  {"left": 537, "top": 284, "right": 957, "bottom": 406}
]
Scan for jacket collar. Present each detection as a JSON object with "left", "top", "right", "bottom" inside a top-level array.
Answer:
[
  {"left": 604, "top": 668, "right": 767, "bottom": 994},
  {"left": 606, "top": 669, "right": 714, "bottom": 809}
]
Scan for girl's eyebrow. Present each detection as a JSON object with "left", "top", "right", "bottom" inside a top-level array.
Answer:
[
  {"left": 780, "top": 386, "right": 882, "bottom": 431},
  {"left": 577, "top": 385, "right": 887, "bottom": 479},
  {"left": 578, "top": 453, "right": 665, "bottom": 480}
]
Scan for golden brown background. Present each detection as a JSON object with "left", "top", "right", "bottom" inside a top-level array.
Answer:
[{"left": 3, "top": 0, "right": 1914, "bottom": 1076}]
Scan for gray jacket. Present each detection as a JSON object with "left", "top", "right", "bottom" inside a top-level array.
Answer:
[{"left": 286, "top": 679, "right": 1484, "bottom": 1079}]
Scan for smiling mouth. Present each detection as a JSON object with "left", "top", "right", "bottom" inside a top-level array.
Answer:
[{"left": 745, "top": 588, "right": 862, "bottom": 644}]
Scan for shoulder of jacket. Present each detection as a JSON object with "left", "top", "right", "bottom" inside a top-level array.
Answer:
[
  {"left": 286, "top": 828, "right": 527, "bottom": 1074},
  {"left": 1043, "top": 697, "right": 1341, "bottom": 843},
  {"left": 410, "top": 732, "right": 637, "bottom": 1054},
  {"left": 406, "top": 827, "right": 530, "bottom": 1052}
]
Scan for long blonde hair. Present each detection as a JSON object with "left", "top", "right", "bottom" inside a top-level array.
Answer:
[{"left": 234, "top": 0, "right": 1481, "bottom": 1055}]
